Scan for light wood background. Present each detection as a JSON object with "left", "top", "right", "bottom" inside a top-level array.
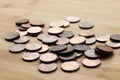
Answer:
[{"left": 0, "top": 0, "right": 120, "bottom": 80}]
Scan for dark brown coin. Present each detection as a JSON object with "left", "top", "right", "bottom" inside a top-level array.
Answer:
[
  {"left": 41, "top": 35, "right": 58, "bottom": 44},
  {"left": 16, "top": 30, "right": 28, "bottom": 36},
  {"left": 18, "top": 27, "right": 27, "bottom": 31},
  {"left": 9, "top": 44, "right": 25, "bottom": 53},
  {"left": 30, "top": 21, "right": 45, "bottom": 27},
  {"left": 14, "top": 36, "right": 29, "bottom": 44},
  {"left": 38, "top": 63, "right": 57, "bottom": 73},
  {"left": 49, "top": 21, "right": 64, "bottom": 28},
  {"left": 86, "top": 37, "right": 96, "bottom": 45},
  {"left": 50, "top": 45, "right": 67, "bottom": 52},
  {"left": 5, "top": 32, "right": 20, "bottom": 41},
  {"left": 22, "top": 52, "right": 40, "bottom": 61},
  {"left": 61, "top": 20, "right": 70, "bottom": 27},
  {"left": 79, "top": 30, "right": 95, "bottom": 38},
  {"left": 70, "top": 36, "right": 86, "bottom": 45},
  {"left": 95, "top": 34, "right": 110, "bottom": 42},
  {"left": 106, "top": 40, "right": 120, "bottom": 48},
  {"left": 39, "top": 53, "right": 58, "bottom": 63},
  {"left": 48, "top": 28, "right": 64, "bottom": 35},
  {"left": 39, "top": 44, "right": 49, "bottom": 53},
  {"left": 27, "top": 27, "right": 42, "bottom": 35},
  {"left": 25, "top": 43, "right": 42, "bottom": 51},
  {"left": 110, "top": 34, "right": 120, "bottom": 42},
  {"left": 37, "top": 33, "right": 50, "bottom": 41},
  {"left": 82, "top": 58, "right": 101, "bottom": 68},
  {"left": 74, "top": 44, "right": 91, "bottom": 52},
  {"left": 84, "top": 49, "right": 99, "bottom": 59},
  {"left": 79, "top": 21, "right": 94, "bottom": 29},
  {"left": 16, "top": 19, "right": 29, "bottom": 26},
  {"left": 21, "top": 23, "right": 31, "bottom": 29},
  {"left": 56, "top": 37, "right": 69, "bottom": 45},
  {"left": 61, "top": 61, "right": 80, "bottom": 72},
  {"left": 59, "top": 31, "right": 74, "bottom": 38},
  {"left": 66, "top": 16, "right": 80, "bottom": 23}
]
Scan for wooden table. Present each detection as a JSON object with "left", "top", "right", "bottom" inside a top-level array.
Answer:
[{"left": 0, "top": 0, "right": 120, "bottom": 80}]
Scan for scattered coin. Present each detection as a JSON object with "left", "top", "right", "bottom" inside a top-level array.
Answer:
[
  {"left": 95, "top": 34, "right": 110, "bottom": 42},
  {"left": 110, "top": 34, "right": 120, "bottom": 42},
  {"left": 76, "top": 53, "right": 83, "bottom": 58},
  {"left": 49, "top": 21, "right": 64, "bottom": 28},
  {"left": 59, "top": 31, "right": 74, "bottom": 38},
  {"left": 61, "top": 61, "right": 80, "bottom": 72},
  {"left": 16, "top": 19, "right": 29, "bottom": 26},
  {"left": 56, "top": 37, "right": 69, "bottom": 45},
  {"left": 30, "top": 21, "right": 45, "bottom": 27},
  {"left": 86, "top": 37, "right": 96, "bottom": 45},
  {"left": 79, "top": 30, "right": 95, "bottom": 38},
  {"left": 66, "top": 16, "right": 80, "bottom": 23},
  {"left": 79, "top": 21, "right": 94, "bottom": 29},
  {"left": 38, "top": 63, "right": 57, "bottom": 73},
  {"left": 39, "top": 44, "right": 49, "bottom": 53},
  {"left": 48, "top": 28, "right": 64, "bottom": 35},
  {"left": 21, "top": 23, "right": 31, "bottom": 29},
  {"left": 27, "top": 27, "right": 42, "bottom": 35},
  {"left": 37, "top": 33, "right": 50, "bottom": 41},
  {"left": 106, "top": 40, "right": 120, "bottom": 48},
  {"left": 18, "top": 27, "right": 27, "bottom": 31},
  {"left": 16, "top": 30, "right": 28, "bottom": 36},
  {"left": 50, "top": 45, "right": 67, "bottom": 52},
  {"left": 61, "top": 20, "right": 70, "bottom": 27},
  {"left": 14, "top": 36, "right": 29, "bottom": 44}
]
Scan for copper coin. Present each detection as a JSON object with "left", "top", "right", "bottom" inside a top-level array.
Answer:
[
  {"left": 51, "top": 45, "right": 67, "bottom": 52},
  {"left": 70, "top": 36, "right": 86, "bottom": 45},
  {"left": 79, "top": 30, "right": 95, "bottom": 38},
  {"left": 66, "top": 16, "right": 80, "bottom": 23},
  {"left": 41, "top": 35, "right": 58, "bottom": 44},
  {"left": 39, "top": 44, "right": 49, "bottom": 53},
  {"left": 48, "top": 28, "right": 64, "bottom": 35},
  {"left": 61, "top": 20, "right": 70, "bottom": 27},
  {"left": 95, "top": 34, "right": 110, "bottom": 42},
  {"left": 84, "top": 49, "right": 99, "bottom": 59},
  {"left": 22, "top": 52, "right": 40, "bottom": 61},
  {"left": 16, "top": 30, "right": 28, "bottom": 36},
  {"left": 61, "top": 61, "right": 80, "bottom": 72},
  {"left": 110, "top": 34, "right": 120, "bottom": 42},
  {"left": 39, "top": 53, "right": 58, "bottom": 63},
  {"left": 38, "top": 63, "right": 57, "bottom": 73},
  {"left": 9, "top": 44, "right": 25, "bottom": 53},
  {"left": 14, "top": 36, "right": 29, "bottom": 44},
  {"left": 37, "top": 33, "right": 50, "bottom": 41},
  {"left": 30, "top": 20, "right": 45, "bottom": 27},
  {"left": 56, "top": 37, "right": 69, "bottom": 45},
  {"left": 18, "top": 27, "right": 27, "bottom": 31},
  {"left": 15, "top": 19, "right": 29, "bottom": 26},
  {"left": 106, "top": 40, "right": 120, "bottom": 48},
  {"left": 59, "top": 31, "right": 74, "bottom": 38},
  {"left": 25, "top": 43, "right": 42, "bottom": 51},
  {"left": 49, "top": 21, "right": 64, "bottom": 28},
  {"left": 86, "top": 37, "right": 96, "bottom": 45},
  {"left": 79, "top": 21, "right": 94, "bottom": 29},
  {"left": 27, "top": 27, "right": 42, "bottom": 35},
  {"left": 82, "top": 58, "right": 101, "bottom": 68},
  {"left": 21, "top": 23, "right": 31, "bottom": 29},
  {"left": 5, "top": 32, "right": 20, "bottom": 41},
  {"left": 76, "top": 53, "right": 83, "bottom": 58}
]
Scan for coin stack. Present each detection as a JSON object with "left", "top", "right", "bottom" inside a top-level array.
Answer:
[{"left": 5, "top": 16, "right": 120, "bottom": 73}]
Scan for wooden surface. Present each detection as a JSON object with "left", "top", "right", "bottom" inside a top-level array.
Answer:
[{"left": 0, "top": 0, "right": 120, "bottom": 80}]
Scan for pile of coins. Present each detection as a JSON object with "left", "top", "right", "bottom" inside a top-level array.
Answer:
[{"left": 5, "top": 16, "right": 120, "bottom": 73}]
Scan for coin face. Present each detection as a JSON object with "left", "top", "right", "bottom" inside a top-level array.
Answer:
[
  {"left": 95, "top": 34, "right": 110, "bottom": 42},
  {"left": 38, "top": 63, "right": 57, "bottom": 73},
  {"left": 39, "top": 44, "right": 49, "bottom": 53},
  {"left": 82, "top": 58, "right": 101, "bottom": 68},
  {"left": 37, "top": 33, "right": 50, "bottom": 41},
  {"left": 27, "top": 27, "right": 42, "bottom": 34},
  {"left": 39, "top": 53, "right": 58, "bottom": 63},
  {"left": 48, "top": 28, "right": 64, "bottom": 34},
  {"left": 49, "top": 21, "right": 64, "bottom": 28},
  {"left": 59, "top": 31, "right": 74, "bottom": 38},
  {"left": 61, "top": 20, "right": 70, "bottom": 27},
  {"left": 66, "top": 16, "right": 80, "bottom": 23},
  {"left": 61, "top": 61, "right": 80, "bottom": 72},
  {"left": 86, "top": 37, "right": 96, "bottom": 45},
  {"left": 16, "top": 30, "right": 28, "bottom": 36},
  {"left": 50, "top": 45, "right": 67, "bottom": 52},
  {"left": 79, "top": 30, "right": 95, "bottom": 38},
  {"left": 30, "top": 20, "right": 45, "bottom": 27},
  {"left": 56, "top": 37, "right": 69, "bottom": 45},
  {"left": 106, "top": 40, "right": 120, "bottom": 48},
  {"left": 21, "top": 23, "right": 31, "bottom": 29},
  {"left": 14, "top": 36, "right": 29, "bottom": 44},
  {"left": 110, "top": 34, "right": 120, "bottom": 42},
  {"left": 79, "top": 21, "right": 94, "bottom": 29},
  {"left": 16, "top": 19, "right": 29, "bottom": 26}
]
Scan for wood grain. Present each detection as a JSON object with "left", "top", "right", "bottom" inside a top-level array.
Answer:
[{"left": 0, "top": 0, "right": 120, "bottom": 80}]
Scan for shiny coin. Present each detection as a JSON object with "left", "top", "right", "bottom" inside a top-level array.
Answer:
[
  {"left": 27, "top": 27, "right": 42, "bottom": 35},
  {"left": 39, "top": 44, "right": 49, "bottom": 53},
  {"left": 51, "top": 45, "right": 67, "bottom": 52},
  {"left": 95, "top": 34, "right": 110, "bottom": 42},
  {"left": 79, "top": 21, "right": 94, "bottom": 29},
  {"left": 48, "top": 28, "right": 64, "bottom": 35},
  {"left": 106, "top": 40, "right": 120, "bottom": 48},
  {"left": 66, "top": 16, "right": 80, "bottom": 23},
  {"left": 16, "top": 30, "right": 28, "bottom": 36},
  {"left": 14, "top": 36, "right": 29, "bottom": 44},
  {"left": 110, "top": 34, "right": 120, "bottom": 42},
  {"left": 49, "top": 21, "right": 64, "bottom": 28},
  {"left": 56, "top": 37, "right": 69, "bottom": 45},
  {"left": 86, "top": 37, "right": 96, "bottom": 45},
  {"left": 79, "top": 30, "right": 95, "bottom": 38},
  {"left": 15, "top": 19, "right": 29, "bottom": 26},
  {"left": 61, "top": 20, "right": 70, "bottom": 27},
  {"left": 59, "top": 31, "right": 74, "bottom": 38},
  {"left": 30, "top": 20, "right": 45, "bottom": 27},
  {"left": 37, "top": 33, "right": 50, "bottom": 41}
]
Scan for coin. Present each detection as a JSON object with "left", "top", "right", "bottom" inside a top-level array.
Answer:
[
  {"left": 79, "top": 30, "right": 95, "bottom": 38},
  {"left": 61, "top": 20, "right": 70, "bottom": 27},
  {"left": 15, "top": 19, "right": 29, "bottom": 26},
  {"left": 27, "top": 27, "right": 42, "bottom": 35},
  {"left": 9, "top": 44, "right": 25, "bottom": 53},
  {"left": 76, "top": 53, "right": 83, "bottom": 58},
  {"left": 50, "top": 45, "right": 67, "bottom": 52},
  {"left": 22, "top": 52, "right": 40, "bottom": 61},
  {"left": 48, "top": 28, "right": 64, "bottom": 35},
  {"left": 56, "top": 37, "right": 69, "bottom": 45},
  {"left": 16, "top": 30, "right": 28, "bottom": 36},
  {"left": 82, "top": 58, "right": 101, "bottom": 68},
  {"left": 5, "top": 32, "right": 20, "bottom": 41},
  {"left": 61, "top": 61, "right": 80, "bottom": 72},
  {"left": 14, "top": 36, "right": 29, "bottom": 44},
  {"left": 110, "top": 34, "right": 120, "bottom": 42},
  {"left": 39, "top": 53, "right": 58, "bottom": 63},
  {"left": 49, "top": 21, "right": 64, "bottom": 28},
  {"left": 37, "top": 33, "right": 50, "bottom": 41},
  {"left": 106, "top": 40, "right": 120, "bottom": 48},
  {"left": 39, "top": 44, "right": 49, "bottom": 53},
  {"left": 79, "top": 21, "right": 94, "bottom": 29},
  {"left": 66, "top": 16, "right": 80, "bottom": 23},
  {"left": 70, "top": 36, "right": 86, "bottom": 45},
  {"left": 95, "top": 34, "right": 110, "bottom": 42},
  {"left": 30, "top": 20, "right": 45, "bottom": 27},
  {"left": 86, "top": 37, "right": 96, "bottom": 45},
  {"left": 38, "top": 63, "right": 57, "bottom": 73},
  {"left": 25, "top": 43, "right": 42, "bottom": 51},
  {"left": 21, "top": 23, "right": 31, "bottom": 29},
  {"left": 59, "top": 31, "right": 74, "bottom": 38}
]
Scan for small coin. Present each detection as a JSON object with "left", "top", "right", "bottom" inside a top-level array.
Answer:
[
  {"left": 79, "top": 30, "right": 95, "bottom": 38},
  {"left": 30, "top": 20, "right": 45, "bottom": 27},
  {"left": 14, "top": 36, "right": 29, "bottom": 44},
  {"left": 16, "top": 30, "right": 28, "bottom": 36},
  {"left": 27, "top": 27, "right": 42, "bottom": 35},
  {"left": 18, "top": 27, "right": 27, "bottom": 31},
  {"left": 76, "top": 53, "right": 83, "bottom": 58},
  {"left": 61, "top": 61, "right": 80, "bottom": 72},
  {"left": 49, "top": 21, "right": 64, "bottom": 28},
  {"left": 48, "top": 28, "right": 64, "bottom": 35},
  {"left": 56, "top": 37, "right": 69, "bottom": 45},
  {"left": 21, "top": 23, "right": 31, "bottom": 29},
  {"left": 39, "top": 53, "right": 58, "bottom": 63},
  {"left": 22, "top": 52, "right": 40, "bottom": 61},
  {"left": 15, "top": 19, "right": 29, "bottom": 26},
  {"left": 50, "top": 45, "right": 67, "bottom": 52},
  {"left": 110, "top": 34, "right": 120, "bottom": 42},
  {"left": 79, "top": 21, "right": 94, "bottom": 29},
  {"left": 37, "top": 33, "right": 50, "bottom": 41},
  {"left": 38, "top": 63, "right": 57, "bottom": 73},
  {"left": 106, "top": 40, "right": 120, "bottom": 48},
  {"left": 95, "top": 34, "right": 110, "bottom": 42},
  {"left": 84, "top": 49, "right": 99, "bottom": 59},
  {"left": 25, "top": 43, "right": 42, "bottom": 51},
  {"left": 39, "top": 44, "right": 49, "bottom": 53},
  {"left": 61, "top": 20, "right": 70, "bottom": 27},
  {"left": 86, "top": 37, "right": 96, "bottom": 45},
  {"left": 9, "top": 44, "right": 25, "bottom": 53},
  {"left": 66, "top": 16, "right": 80, "bottom": 23},
  {"left": 82, "top": 58, "right": 101, "bottom": 68},
  {"left": 5, "top": 32, "right": 20, "bottom": 41},
  {"left": 59, "top": 31, "right": 74, "bottom": 38},
  {"left": 70, "top": 36, "right": 86, "bottom": 45}
]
